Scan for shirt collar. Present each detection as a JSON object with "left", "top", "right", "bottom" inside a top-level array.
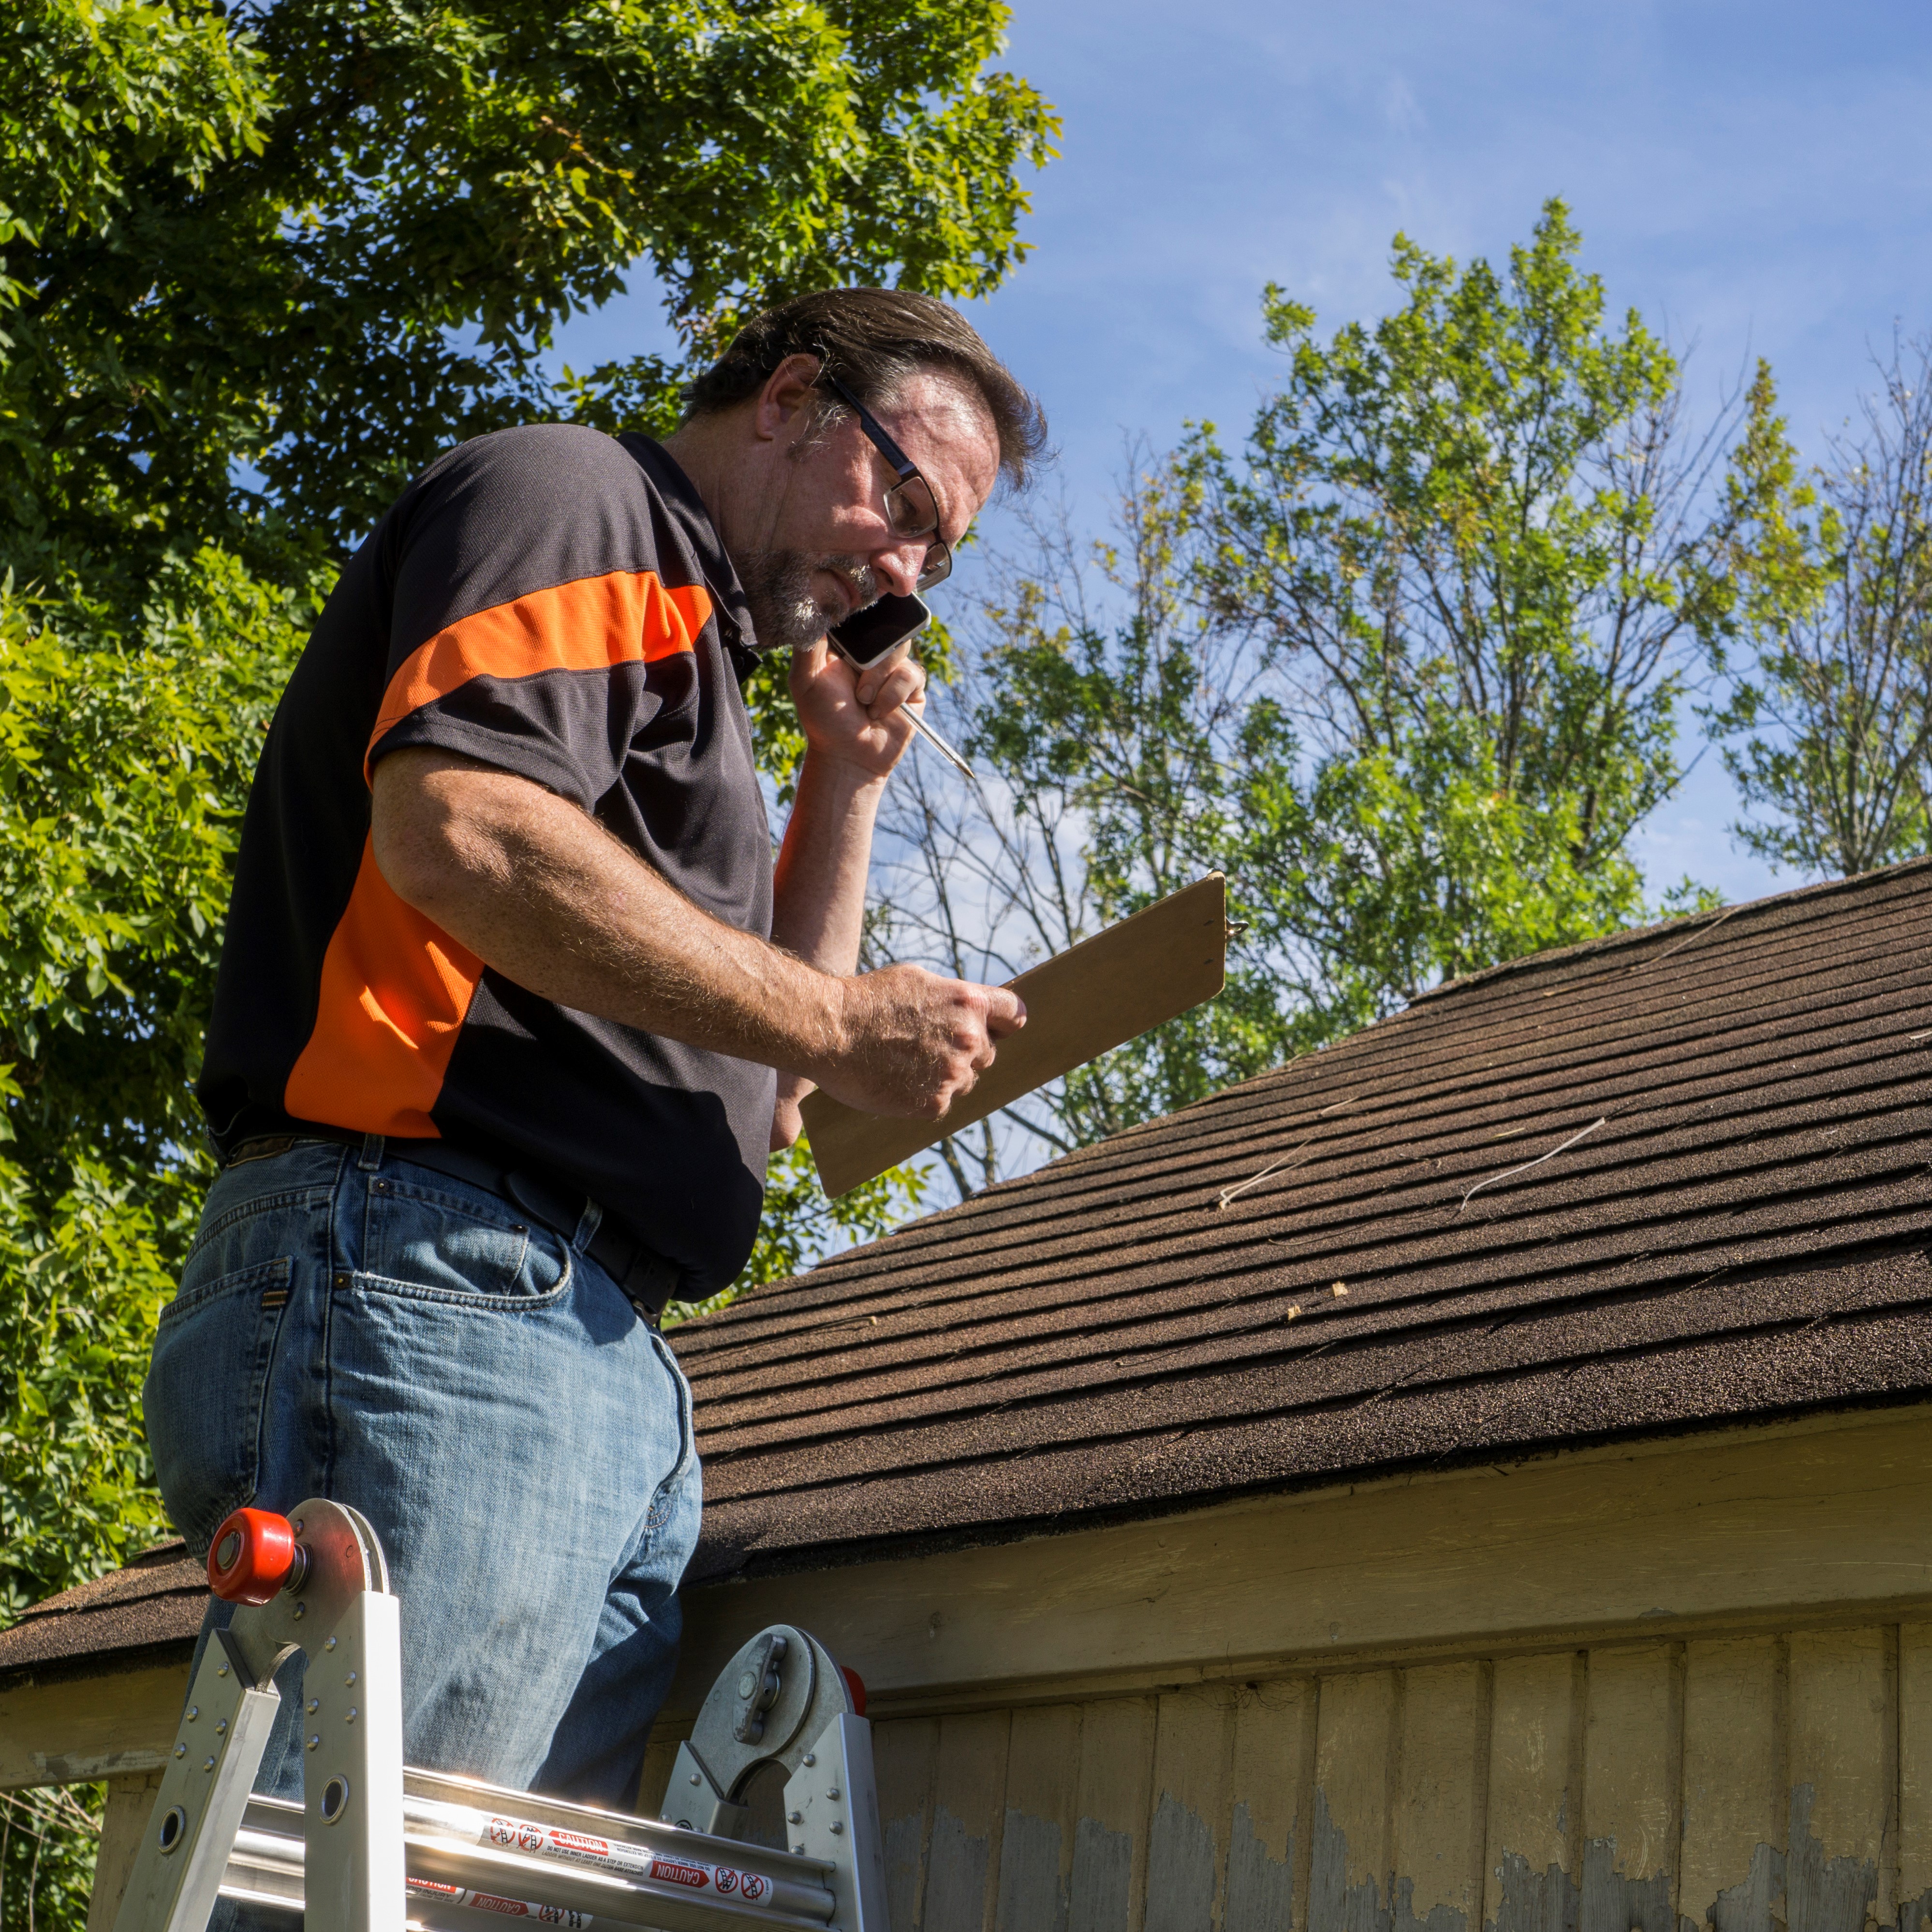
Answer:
[{"left": 619, "top": 434, "right": 763, "bottom": 670}]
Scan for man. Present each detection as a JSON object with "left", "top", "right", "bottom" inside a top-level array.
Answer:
[{"left": 143, "top": 289, "right": 1042, "bottom": 1832}]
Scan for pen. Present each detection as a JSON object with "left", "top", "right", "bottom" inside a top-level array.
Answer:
[{"left": 904, "top": 705, "right": 975, "bottom": 779}]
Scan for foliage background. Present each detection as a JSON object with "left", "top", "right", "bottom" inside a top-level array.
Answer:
[{"left": 1, "top": 0, "right": 1052, "bottom": 1921}]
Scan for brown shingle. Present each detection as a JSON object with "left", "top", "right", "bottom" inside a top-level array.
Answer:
[
  {"left": 12, "top": 861, "right": 1932, "bottom": 1662},
  {"left": 674, "top": 858, "right": 1932, "bottom": 1582}
]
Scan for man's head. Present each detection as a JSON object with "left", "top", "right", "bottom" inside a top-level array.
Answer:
[{"left": 668, "top": 289, "right": 1047, "bottom": 651}]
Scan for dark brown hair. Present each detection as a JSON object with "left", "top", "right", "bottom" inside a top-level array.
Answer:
[{"left": 680, "top": 288, "right": 1049, "bottom": 491}]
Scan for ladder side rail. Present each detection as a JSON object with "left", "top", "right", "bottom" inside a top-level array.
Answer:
[
  {"left": 111, "top": 1630, "right": 284, "bottom": 1932},
  {"left": 783, "top": 1716, "right": 887, "bottom": 1932}
]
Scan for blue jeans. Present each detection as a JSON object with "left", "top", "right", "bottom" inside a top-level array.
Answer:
[{"left": 142, "top": 1135, "right": 702, "bottom": 1832}]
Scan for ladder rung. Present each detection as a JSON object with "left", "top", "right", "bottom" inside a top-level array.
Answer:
[{"left": 223, "top": 1779, "right": 839, "bottom": 1932}]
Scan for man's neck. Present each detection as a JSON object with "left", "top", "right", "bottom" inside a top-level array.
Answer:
[{"left": 658, "top": 415, "right": 737, "bottom": 546}]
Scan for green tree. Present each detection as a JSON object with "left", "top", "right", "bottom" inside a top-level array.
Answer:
[
  {"left": 880, "top": 204, "right": 1737, "bottom": 1193},
  {"left": 1708, "top": 347, "right": 1932, "bottom": 877},
  {"left": 5, "top": 0, "right": 1052, "bottom": 1914},
  {"left": 1190, "top": 199, "right": 1735, "bottom": 1040},
  {"left": 6, "top": 0, "right": 1057, "bottom": 603}
]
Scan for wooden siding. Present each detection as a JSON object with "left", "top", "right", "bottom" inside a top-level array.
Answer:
[{"left": 753, "top": 1626, "right": 1920, "bottom": 1932}]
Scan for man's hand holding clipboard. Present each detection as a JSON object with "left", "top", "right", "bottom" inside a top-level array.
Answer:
[{"left": 801, "top": 875, "right": 1230, "bottom": 1196}]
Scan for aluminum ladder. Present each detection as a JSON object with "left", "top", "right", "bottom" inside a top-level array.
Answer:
[{"left": 109, "top": 1500, "right": 889, "bottom": 1932}]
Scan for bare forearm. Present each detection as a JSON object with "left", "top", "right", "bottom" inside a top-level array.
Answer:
[
  {"left": 373, "top": 751, "right": 842, "bottom": 1077},
  {"left": 371, "top": 748, "right": 1025, "bottom": 1127},
  {"left": 770, "top": 750, "right": 885, "bottom": 974}
]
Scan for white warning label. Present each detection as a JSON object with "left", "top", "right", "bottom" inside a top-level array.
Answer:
[
  {"left": 423, "top": 1801, "right": 772, "bottom": 1908},
  {"left": 406, "top": 1876, "right": 590, "bottom": 1926}
]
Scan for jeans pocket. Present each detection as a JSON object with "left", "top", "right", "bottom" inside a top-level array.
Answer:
[
  {"left": 644, "top": 1329, "right": 698, "bottom": 1526},
  {"left": 143, "top": 1256, "right": 293, "bottom": 1556},
  {"left": 358, "top": 1170, "right": 571, "bottom": 1306}
]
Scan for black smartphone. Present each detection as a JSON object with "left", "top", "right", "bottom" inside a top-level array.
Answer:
[{"left": 827, "top": 591, "right": 931, "bottom": 668}]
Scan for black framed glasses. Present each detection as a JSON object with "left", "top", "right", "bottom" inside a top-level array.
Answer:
[{"left": 818, "top": 368, "right": 954, "bottom": 592}]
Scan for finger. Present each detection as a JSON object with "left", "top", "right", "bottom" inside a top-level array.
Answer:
[
  {"left": 852, "top": 639, "right": 910, "bottom": 705},
  {"left": 862, "top": 660, "right": 925, "bottom": 717},
  {"left": 986, "top": 988, "right": 1028, "bottom": 1034}
]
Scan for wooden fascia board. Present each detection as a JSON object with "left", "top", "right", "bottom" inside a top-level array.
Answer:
[
  {"left": 0, "top": 1649, "right": 193, "bottom": 1790},
  {"left": 12, "top": 1404, "right": 1932, "bottom": 1786},
  {"left": 666, "top": 1401, "right": 1932, "bottom": 1719}
]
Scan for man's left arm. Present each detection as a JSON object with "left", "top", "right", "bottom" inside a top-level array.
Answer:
[{"left": 768, "top": 636, "right": 928, "bottom": 1147}]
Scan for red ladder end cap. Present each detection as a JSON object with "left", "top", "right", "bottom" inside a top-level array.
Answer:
[{"left": 207, "top": 1507, "right": 298, "bottom": 1605}]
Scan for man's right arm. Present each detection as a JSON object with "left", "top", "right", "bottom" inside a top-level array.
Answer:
[{"left": 370, "top": 748, "right": 1022, "bottom": 1120}]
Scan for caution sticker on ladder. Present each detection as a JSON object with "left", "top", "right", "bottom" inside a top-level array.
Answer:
[
  {"left": 433, "top": 1803, "right": 771, "bottom": 1907},
  {"left": 407, "top": 1876, "right": 590, "bottom": 1925}
]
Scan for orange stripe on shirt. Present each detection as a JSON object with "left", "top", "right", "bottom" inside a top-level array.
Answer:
[
  {"left": 364, "top": 572, "right": 714, "bottom": 781},
  {"left": 283, "top": 835, "right": 485, "bottom": 1138}
]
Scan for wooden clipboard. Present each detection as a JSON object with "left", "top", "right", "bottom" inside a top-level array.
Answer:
[{"left": 800, "top": 873, "right": 1228, "bottom": 1196}]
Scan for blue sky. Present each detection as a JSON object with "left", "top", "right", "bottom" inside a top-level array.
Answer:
[{"left": 556, "top": 0, "right": 1932, "bottom": 908}]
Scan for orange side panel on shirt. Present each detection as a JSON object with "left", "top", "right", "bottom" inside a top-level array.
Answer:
[
  {"left": 283, "top": 837, "right": 485, "bottom": 1138},
  {"left": 363, "top": 571, "right": 713, "bottom": 780}
]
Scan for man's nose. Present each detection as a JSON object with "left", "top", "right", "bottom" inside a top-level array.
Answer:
[{"left": 872, "top": 538, "right": 926, "bottom": 599}]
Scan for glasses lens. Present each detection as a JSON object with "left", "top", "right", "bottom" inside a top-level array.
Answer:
[
  {"left": 915, "top": 543, "right": 951, "bottom": 592},
  {"left": 885, "top": 476, "right": 938, "bottom": 541}
]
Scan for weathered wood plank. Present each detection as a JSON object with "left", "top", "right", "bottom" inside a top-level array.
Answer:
[
  {"left": 88, "top": 1771, "right": 162, "bottom": 1932},
  {"left": 665, "top": 1410, "right": 1932, "bottom": 1716},
  {"left": 1901, "top": 1623, "right": 1932, "bottom": 1932},
  {"left": 1226, "top": 1678, "right": 1313, "bottom": 1932},
  {"left": 1579, "top": 1644, "right": 1678, "bottom": 1932},
  {"left": 876, "top": 1717, "right": 941, "bottom": 1932},
  {"left": 1392, "top": 1661, "right": 1488, "bottom": 1932},
  {"left": 0, "top": 1663, "right": 187, "bottom": 1790},
  {"left": 1484, "top": 1651, "right": 1581, "bottom": 1932},
  {"left": 1313, "top": 1669, "right": 1397, "bottom": 1932},
  {"left": 923, "top": 1711, "right": 1012, "bottom": 1932},
  {"left": 997, "top": 1704, "right": 1082, "bottom": 1932},
  {"left": 1071, "top": 1696, "right": 1155, "bottom": 1932},
  {"left": 1787, "top": 1627, "right": 1893, "bottom": 1932},
  {"left": 1145, "top": 1687, "right": 1234, "bottom": 1932},
  {"left": 1680, "top": 1637, "right": 1784, "bottom": 1932},
  {"left": 634, "top": 1712, "right": 691, "bottom": 1820}
]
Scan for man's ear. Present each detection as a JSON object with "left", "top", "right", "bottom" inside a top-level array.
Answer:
[{"left": 753, "top": 353, "right": 825, "bottom": 447}]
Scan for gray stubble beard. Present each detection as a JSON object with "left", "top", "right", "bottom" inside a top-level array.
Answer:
[{"left": 737, "top": 551, "right": 880, "bottom": 653}]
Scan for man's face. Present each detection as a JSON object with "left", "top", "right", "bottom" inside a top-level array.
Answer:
[{"left": 731, "top": 362, "right": 1001, "bottom": 652}]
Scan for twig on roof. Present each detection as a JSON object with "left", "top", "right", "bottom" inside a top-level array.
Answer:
[
  {"left": 1628, "top": 905, "right": 1739, "bottom": 973},
  {"left": 1217, "top": 1141, "right": 1312, "bottom": 1209},
  {"left": 1457, "top": 1117, "right": 1607, "bottom": 1216},
  {"left": 1909, "top": 1028, "right": 1932, "bottom": 1042},
  {"left": 1214, "top": 1096, "right": 1362, "bottom": 1211}
]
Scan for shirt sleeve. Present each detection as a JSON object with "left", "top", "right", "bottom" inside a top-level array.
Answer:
[{"left": 363, "top": 427, "right": 713, "bottom": 811}]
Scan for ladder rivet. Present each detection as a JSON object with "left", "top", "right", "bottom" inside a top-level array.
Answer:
[
  {"left": 829, "top": 1821, "right": 844, "bottom": 1835},
  {"left": 187, "top": 1706, "right": 199, "bottom": 1721},
  {"left": 293, "top": 1603, "right": 306, "bottom": 1620},
  {"left": 174, "top": 1745, "right": 186, "bottom": 1759},
  {"left": 204, "top": 1757, "right": 216, "bottom": 1773},
  {"left": 788, "top": 1811, "right": 802, "bottom": 1825},
  {"left": 308, "top": 1735, "right": 321, "bottom": 1752},
  {"left": 792, "top": 1844, "right": 805, "bottom": 1856},
  {"left": 827, "top": 1788, "right": 840, "bottom": 1801},
  {"left": 216, "top": 1664, "right": 229, "bottom": 1677},
  {"left": 215, "top": 1720, "right": 227, "bottom": 1736},
  {"left": 324, "top": 1637, "right": 337, "bottom": 1651},
  {"left": 308, "top": 1699, "right": 320, "bottom": 1715},
  {"left": 689, "top": 1773, "right": 701, "bottom": 1786},
  {"left": 345, "top": 1672, "right": 356, "bottom": 1687},
  {"left": 802, "top": 1753, "right": 815, "bottom": 1767},
  {"left": 293, "top": 1519, "right": 305, "bottom": 1535},
  {"left": 346, "top": 1709, "right": 358, "bottom": 1724}
]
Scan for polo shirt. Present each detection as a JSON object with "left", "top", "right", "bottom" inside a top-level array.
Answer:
[{"left": 198, "top": 426, "right": 776, "bottom": 1293}]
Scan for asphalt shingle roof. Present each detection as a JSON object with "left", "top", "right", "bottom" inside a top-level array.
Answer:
[{"left": 8, "top": 859, "right": 1931, "bottom": 1673}]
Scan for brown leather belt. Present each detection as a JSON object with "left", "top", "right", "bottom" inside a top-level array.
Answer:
[{"left": 226, "top": 1131, "right": 679, "bottom": 1324}]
